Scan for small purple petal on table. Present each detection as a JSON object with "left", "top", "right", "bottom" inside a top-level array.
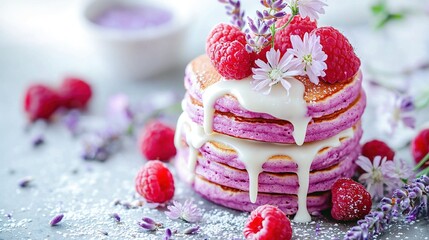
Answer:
[
  {"left": 111, "top": 213, "right": 120, "bottom": 222},
  {"left": 32, "top": 135, "right": 44, "bottom": 147},
  {"left": 165, "top": 228, "right": 172, "bottom": 239},
  {"left": 141, "top": 217, "right": 155, "bottom": 225},
  {"left": 183, "top": 225, "right": 199, "bottom": 235},
  {"left": 18, "top": 176, "right": 33, "bottom": 188},
  {"left": 49, "top": 214, "right": 64, "bottom": 226},
  {"left": 139, "top": 221, "right": 156, "bottom": 231}
]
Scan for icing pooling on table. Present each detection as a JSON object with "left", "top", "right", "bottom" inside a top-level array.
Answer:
[
  {"left": 202, "top": 77, "right": 311, "bottom": 146},
  {"left": 175, "top": 113, "right": 354, "bottom": 222}
]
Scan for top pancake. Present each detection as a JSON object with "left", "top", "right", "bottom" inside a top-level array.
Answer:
[
  {"left": 189, "top": 55, "right": 361, "bottom": 107},
  {"left": 183, "top": 55, "right": 365, "bottom": 144}
]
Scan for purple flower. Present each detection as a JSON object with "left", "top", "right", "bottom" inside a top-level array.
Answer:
[
  {"left": 49, "top": 214, "right": 64, "bottom": 226},
  {"left": 377, "top": 94, "right": 416, "bottom": 135},
  {"left": 356, "top": 156, "right": 390, "bottom": 200},
  {"left": 165, "top": 199, "right": 203, "bottom": 223},
  {"left": 287, "top": 32, "right": 327, "bottom": 84},
  {"left": 285, "top": 0, "right": 327, "bottom": 21},
  {"left": 251, "top": 48, "right": 302, "bottom": 95},
  {"left": 384, "top": 158, "right": 415, "bottom": 190}
]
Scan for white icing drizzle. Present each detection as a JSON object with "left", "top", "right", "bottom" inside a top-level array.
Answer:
[
  {"left": 175, "top": 112, "right": 354, "bottom": 222},
  {"left": 202, "top": 77, "right": 311, "bottom": 145}
]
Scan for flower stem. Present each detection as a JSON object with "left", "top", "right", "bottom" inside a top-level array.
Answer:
[
  {"left": 277, "top": 13, "right": 297, "bottom": 31},
  {"left": 417, "top": 167, "right": 429, "bottom": 177},
  {"left": 413, "top": 152, "right": 429, "bottom": 172}
]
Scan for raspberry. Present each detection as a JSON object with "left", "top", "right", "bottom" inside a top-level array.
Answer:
[
  {"left": 24, "top": 84, "right": 61, "bottom": 121},
  {"left": 331, "top": 178, "right": 372, "bottom": 221},
  {"left": 206, "top": 23, "right": 253, "bottom": 80},
  {"left": 312, "top": 27, "right": 361, "bottom": 83},
  {"left": 208, "top": 40, "right": 253, "bottom": 80},
  {"left": 59, "top": 77, "right": 92, "bottom": 109},
  {"left": 135, "top": 160, "right": 175, "bottom": 203},
  {"left": 206, "top": 23, "right": 247, "bottom": 53},
  {"left": 411, "top": 128, "right": 429, "bottom": 167},
  {"left": 274, "top": 15, "right": 317, "bottom": 55},
  {"left": 243, "top": 205, "right": 292, "bottom": 240},
  {"left": 362, "top": 139, "right": 395, "bottom": 161},
  {"left": 139, "top": 121, "right": 176, "bottom": 161}
]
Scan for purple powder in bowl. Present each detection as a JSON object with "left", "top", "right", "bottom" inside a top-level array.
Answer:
[{"left": 93, "top": 5, "right": 172, "bottom": 30}]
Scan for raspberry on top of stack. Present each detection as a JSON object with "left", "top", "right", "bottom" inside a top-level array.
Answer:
[{"left": 175, "top": 0, "right": 365, "bottom": 223}]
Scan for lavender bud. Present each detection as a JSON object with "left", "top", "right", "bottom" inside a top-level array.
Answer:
[
  {"left": 274, "top": 11, "right": 286, "bottom": 18},
  {"left": 256, "top": 10, "right": 264, "bottom": 19},
  {"left": 142, "top": 217, "right": 156, "bottom": 225},
  {"left": 380, "top": 197, "right": 393, "bottom": 205},
  {"left": 18, "top": 176, "right": 33, "bottom": 188},
  {"left": 415, "top": 182, "right": 425, "bottom": 190},
  {"left": 425, "top": 186, "right": 429, "bottom": 193},
  {"left": 408, "top": 191, "right": 417, "bottom": 199},
  {"left": 32, "top": 135, "right": 45, "bottom": 147},
  {"left": 400, "top": 197, "right": 411, "bottom": 210},
  {"left": 165, "top": 228, "right": 172, "bottom": 238},
  {"left": 139, "top": 222, "right": 156, "bottom": 231},
  {"left": 49, "top": 214, "right": 64, "bottom": 226},
  {"left": 245, "top": 44, "right": 253, "bottom": 53},
  {"left": 183, "top": 225, "right": 200, "bottom": 234},
  {"left": 413, "top": 186, "right": 423, "bottom": 196},
  {"left": 393, "top": 189, "right": 407, "bottom": 198},
  {"left": 381, "top": 204, "right": 392, "bottom": 212},
  {"left": 111, "top": 213, "right": 120, "bottom": 222}
]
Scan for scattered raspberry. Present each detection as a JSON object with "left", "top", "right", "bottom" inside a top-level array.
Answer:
[
  {"left": 208, "top": 40, "right": 254, "bottom": 79},
  {"left": 331, "top": 178, "right": 372, "bottom": 221},
  {"left": 206, "top": 23, "right": 247, "bottom": 53},
  {"left": 139, "top": 121, "right": 176, "bottom": 161},
  {"left": 312, "top": 27, "right": 361, "bottom": 83},
  {"left": 362, "top": 139, "right": 395, "bottom": 161},
  {"left": 206, "top": 23, "right": 253, "bottom": 80},
  {"left": 411, "top": 128, "right": 429, "bottom": 167},
  {"left": 59, "top": 77, "right": 92, "bottom": 109},
  {"left": 274, "top": 15, "right": 317, "bottom": 55},
  {"left": 135, "top": 160, "right": 175, "bottom": 203},
  {"left": 24, "top": 84, "right": 61, "bottom": 121},
  {"left": 243, "top": 205, "right": 292, "bottom": 240}
]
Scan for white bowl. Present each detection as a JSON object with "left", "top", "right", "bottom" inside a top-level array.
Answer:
[{"left": 83, "top": 0, "right": 192, "bottom": 80}]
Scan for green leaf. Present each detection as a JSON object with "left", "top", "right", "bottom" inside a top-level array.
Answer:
[{"left": 371, "top": 3, "right": 386, "bottom": 14}]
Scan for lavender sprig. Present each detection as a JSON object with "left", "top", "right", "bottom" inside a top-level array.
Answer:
[
  {"left": 344, "top": 175, "right": 429, "bottom": 240},
  {"left": 219, "top": 0, "right": 246, "bottom": 29},
  {"left": 246, "top": 0, "right": 294, "bottom": 52}
]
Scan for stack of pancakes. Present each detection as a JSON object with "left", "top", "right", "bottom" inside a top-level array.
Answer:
[{"left": 175, "top": 55, "right": 365, "bottom": 216}]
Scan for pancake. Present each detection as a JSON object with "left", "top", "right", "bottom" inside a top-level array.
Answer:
[
  {"left": 174, "top": 52, "right": 365, "bottom": 220},
  {"left": 183, "top": 55, "right": 366, "bottom": 144}
]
